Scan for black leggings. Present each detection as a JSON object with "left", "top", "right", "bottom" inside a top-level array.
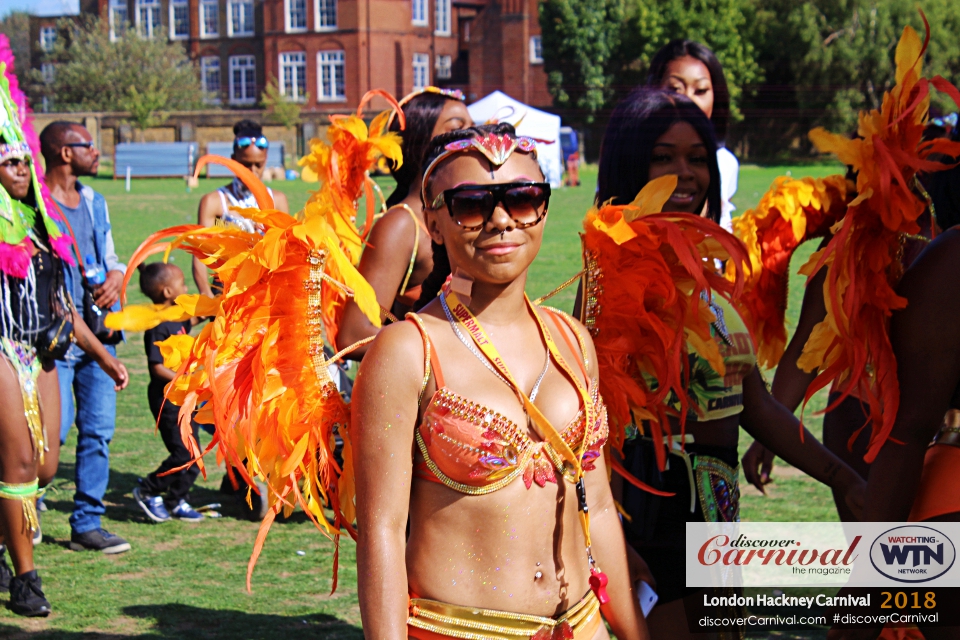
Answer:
[
  {"left": 621, "top": 439, "right": 740, "bottom": 604},
  {"left": 141, "top": 384, "right": 202, "bottom": 507}
]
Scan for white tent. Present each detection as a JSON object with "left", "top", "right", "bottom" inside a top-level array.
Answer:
[{"left": 467, "top": 91, "right": 564, "bottom": 188}]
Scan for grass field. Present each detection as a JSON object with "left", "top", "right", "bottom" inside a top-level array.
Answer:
[{"left": 1, "top": 162, "right": 844, "bottom": 638}]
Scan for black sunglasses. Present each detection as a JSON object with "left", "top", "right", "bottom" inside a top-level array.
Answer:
[
  {"left": 430, "top": 182, "right": 551, "bottom": 232},
  {"left": 64, "top": 141, "right": 95, "bottom": 149}
]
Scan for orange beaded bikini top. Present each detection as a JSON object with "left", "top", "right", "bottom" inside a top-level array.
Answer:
[{"left": 406, "top": 310, "right": 608, "bottom": 494}]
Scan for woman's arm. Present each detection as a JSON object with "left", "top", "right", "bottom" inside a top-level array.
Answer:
[
  {"left": 743, "top": 260, "right": 829, "bottom": 490},
  {"left": 339, "top": 208, "right": 418, "bottom": 359},
  {"left": 272, "top": 190, "right": 289, "bottom": 214},
  {"left": 70, "top": 311, "right": 128, "bottom": 390},
  {"left": 575, "top": 322, "right": 647, "bottom": 639},
  {"left": 740, "top": 368, "right": 863, "bottom": 515},
  {"left": 586, "top": 455, "right": 648, "bottom": 639},
  {"left": 352, "top": 320, "right": 424, "bottom": 637},
  {"left": 860, "top": 232, "right": 960, "bottom": 521}
]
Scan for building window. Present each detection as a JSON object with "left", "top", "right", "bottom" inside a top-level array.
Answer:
[
  {"left": 279, "top": 52, "right": 307, "bottom": 102},
  {"left": 201, "top": 56, "right": 221, "bottom": 103},
  {"left": 109, "top": 0, "right": 129, "bottom": 41},
  {"left": 136, "top": 0, "right": 161, "bottom": 38},
  {"left": 435, "top": 54, "right": 451, "bottom": 80},
  {"left": 285, "top": 0, "right": 307, "bottom": 32},
  {"left": 200, "top": 0, "right": 219, "bottom": 38},
  {"left": 229, "top": 0, "right": 255, "bottom": 36},
  {"left": 41, "top": 63, "right": 56, "bottom": 84},
  {"left": 413, "top": 53, "right": 429, "bottom": 92},
  {"left": 317, "top": 50, "right": 345, "bottom": 101},
  {"left": 170, "top": 0, "right": 189, "bottom": 39},
  {"left": 411, "top": 0, "right": 427, "bottom": 26},
  {"left": 229, "top": 55, "right": 257, "bottom": 105},
  {"left": 39, "top": 26, "right": 57, "bottom": 52},
  {"left": 434, "top": 0, "right": 450, "bottom": 35},
  {"left": 530, "top": 35, "right": 543, "bottom": 64},
  {"left": 315, "top": 0, "right": 337, "bottom": 31}
]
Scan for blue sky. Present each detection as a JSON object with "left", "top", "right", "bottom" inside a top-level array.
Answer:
[{"left": 0, "top": 0, "right": 78, "bottom": 19}]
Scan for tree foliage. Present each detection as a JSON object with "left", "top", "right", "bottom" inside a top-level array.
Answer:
[
  {"left": 539, "top": 0, "right": 626, "bottom": 123},
  {"left": 0, "top": 12, "right": 31, "bottom": 93},
  {"left": 540, "top": 0, "right": 960, "bottom": 155},
  {"left": 33, "top": 17, "right": 202, "bottom": 118},
  {"left": 262, "top": 78, "right": 307, "bottom": 129}
]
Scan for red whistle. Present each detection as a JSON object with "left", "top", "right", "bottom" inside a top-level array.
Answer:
[{"left": 589, "top": 567, "right": 610, "bottom": 605}]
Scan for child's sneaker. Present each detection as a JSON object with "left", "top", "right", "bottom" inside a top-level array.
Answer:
[
  {"left": 134, "top": 486, "right": 170, "bottom": 523},
  {"left": 170, "top": 501, "right": 204, "bottom": 522}
]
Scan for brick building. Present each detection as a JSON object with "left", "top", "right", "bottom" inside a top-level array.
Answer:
[{"left": 30, "top": 0, "right": 551, "bottom": 114}]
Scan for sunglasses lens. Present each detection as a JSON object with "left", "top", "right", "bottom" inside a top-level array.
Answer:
[
  {"left": 504, "top": 185, "right": 547, "bottom": 225},
  {"left": 256, "top": 137, "right": 269, "bottom": 149},
  {"left": 449, "top": 190, "right": 494, "bottom": 228}
]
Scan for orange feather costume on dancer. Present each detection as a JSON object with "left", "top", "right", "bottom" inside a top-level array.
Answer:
[
  {"left": 106, "top": 93, "right": 403, "bottom": 591},
  {"left": 579, "top": 175, "right": 751, "bottom": 470}
]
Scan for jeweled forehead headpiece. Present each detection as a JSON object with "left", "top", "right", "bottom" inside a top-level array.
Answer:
[
  {"left": 421, "top": 132, "right": 539, "bottom": 206},
  {"left": 0, "top": 141, "right": 30, "bottom": 164},
  {"left": 387, "top": 86, "right": 466, "bottom": 130}
]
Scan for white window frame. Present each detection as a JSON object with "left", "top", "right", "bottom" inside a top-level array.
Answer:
[
  {"left": 411, "top": 0, "right": 427, "bottom": 26},
  {"left": 315, "top": 0, "right": 337, "bottom": 31},
  {"left": 529, "top": 35, "right": 543, "bottom": 64},
  {"left": 228, "top": 0, "right": 255, "bottom": 37},
  {"left": 284, "top": 0, "right": 308, "bottom": 33},
  {"left": 199, "top": 0, "right": 219, "bottom": 38},
  {"left": 201, "top": 56, "right": 222, "bottom": 104},
  {"left": 169, "top": 0, "right": 189, "bottom": 40},
  {"left": 413, "top": 52, "right": 429, "bottom": 92},
  {"left": 279, "top": 51, "right": 308, "bottom": 102},
  {"left": 435, "top": 54, "right": 451, "bottom": 80},
  {"left": 434, "top": 0, "right": 451, "bottom": 36},
  {"left": 41, "top": 63, "right": 56, "bottom": 85},
  {"left": 109, "top": 0, "right": 129, "bottom": 41},
  {"left": 135, "top": 0, "right": 162, "bottom": 38},
  {"left": 316, "top": 50, "right": 346, "bottom": 102},
  {"left": 228, "top": 54, "right": 257, "bottom": 105},
  {"left": 39, "top": 26, "right": 57, "bottom": 52}
]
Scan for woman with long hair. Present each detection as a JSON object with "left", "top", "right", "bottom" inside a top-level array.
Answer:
[
  {"left": 353, "top": 123, "right": 646, "bottom": 639},
  {"left": 582, "top": 89, "right": 864, "bottom": 639},
  {"left": 0, "top": 52, "right": 127, "bottom": 615},
  {"left": 338, "top": 88, "right": 472, "bottom": 357},
  {"left": 647, "top": 40, "right": 739, "bottom": 231}
]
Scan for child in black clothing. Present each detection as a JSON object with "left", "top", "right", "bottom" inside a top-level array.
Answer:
[{"left": 132, "top": 263, "right": 205, "bottom": 523}]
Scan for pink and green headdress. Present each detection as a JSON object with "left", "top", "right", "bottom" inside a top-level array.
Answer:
[{"left": 0, "top": 34, "right": 73, "bottom": 278}]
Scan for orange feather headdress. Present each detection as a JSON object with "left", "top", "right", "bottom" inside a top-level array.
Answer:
[
  {"left": 581, "top": 175, "right": 750, "bottom": 472},
  {"left": 792, "top": 22, "right": 960, "bottom": 462}
]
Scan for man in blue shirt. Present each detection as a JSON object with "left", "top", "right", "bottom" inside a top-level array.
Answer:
[{"left": 40, "top": 122, "right": 130, "bottom": 554}]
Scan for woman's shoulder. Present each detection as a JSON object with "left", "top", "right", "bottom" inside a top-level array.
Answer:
[{"left": 367, "top": 204, "right": 420, "bottom": 245}]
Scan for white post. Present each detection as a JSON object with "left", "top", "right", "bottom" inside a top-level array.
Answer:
[{"left": 125, "top": 166, "right": 131, "bottom": 192}]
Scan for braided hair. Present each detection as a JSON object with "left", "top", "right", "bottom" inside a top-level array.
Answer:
[
  {"left": 414, "top": 123, "right": 520, "bottom": 310},
  {"left": 385, "top": 92, "right": 466, "bottom": 209}
]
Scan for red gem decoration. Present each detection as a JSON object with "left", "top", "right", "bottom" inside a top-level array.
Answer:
[{"left": 589, "top": 567, "right": 610, "bottom": 605}]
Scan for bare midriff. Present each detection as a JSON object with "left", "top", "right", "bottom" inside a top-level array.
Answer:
[{"left": 406, "top": 470, "right": 597, "bottom": 617}]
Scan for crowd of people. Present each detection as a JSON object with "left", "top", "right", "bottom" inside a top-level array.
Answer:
[{"left": 1, "top": 23, "right": 959, "bottom": 640}]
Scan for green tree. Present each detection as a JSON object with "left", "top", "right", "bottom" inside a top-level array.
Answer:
[
  {"left": 32, "top": 16, "right": 201, "bottom": 116},
  {"left": 0, "top": 12, "right": 32, "bottom": 94},
  {"left": 539, "top": 0, "right": 627, "bottom": 124},
  {"left": 262, "top": 78, "right": 307, "bottom": 128}
]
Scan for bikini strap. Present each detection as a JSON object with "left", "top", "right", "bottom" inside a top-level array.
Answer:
[
  {"left": 542, "top": 307, "right": 590, "bottom": 381},
  {"left": 393, "top": 204, "right": 424, "bottom": 296},
  {"left": 405, "top": 313, "right": 445, "bottom": 405}
]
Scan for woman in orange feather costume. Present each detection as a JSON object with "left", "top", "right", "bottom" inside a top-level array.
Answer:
[{"left": 579, "top": 88, "right": 866, "bottom": 640}]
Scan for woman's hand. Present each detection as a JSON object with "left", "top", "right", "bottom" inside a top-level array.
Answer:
[
  {"left": 742, "top": 441, "right": 775, "bottom": 493},
  {"left": 100, "top": 356, "right": 129, "bottom": 391}
]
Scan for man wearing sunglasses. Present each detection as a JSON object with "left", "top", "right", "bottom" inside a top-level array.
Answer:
[
  {"left": 193, "top": 120, "right": 288, "bottom": 299},
  {"left": 40, "top": 122, "right": 132, "bottom": 555}
]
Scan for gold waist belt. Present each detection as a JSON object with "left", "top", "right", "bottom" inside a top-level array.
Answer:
[{"left": 408, "top": 590, "right": 601, "bottom": 640}]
